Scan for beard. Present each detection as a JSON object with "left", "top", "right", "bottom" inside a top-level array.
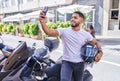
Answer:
[{"left": 71, "top": 23, "right": 80, "bottom": 28}]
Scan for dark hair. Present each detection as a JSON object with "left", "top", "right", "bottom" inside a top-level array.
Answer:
[
  {"left": 90, "top": 24, "right": 94, "bottom": 29},
  {"left": 74, "top": 11, "right": 85, "bottom": 20}
]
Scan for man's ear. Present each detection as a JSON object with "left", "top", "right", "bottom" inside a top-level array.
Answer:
[{"left": 80, "top": 18, "right": 84, "bottom": 24}]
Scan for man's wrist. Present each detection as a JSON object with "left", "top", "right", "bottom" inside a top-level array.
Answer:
[
  {"left": 98, "top": 49, "right": 103, "bottom": 54},
  {"left": 40, "top": 20, "right": 45, "bottom": 23}
]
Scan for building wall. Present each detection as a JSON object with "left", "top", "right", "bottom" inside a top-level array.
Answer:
[
  {"left": 77, "top": 0, "right": 120, "bottom": 36},
  {"left": 0, "top": 0, "right": 73, "bottom": 14},
  {"left": 77, "top": 0, "right": 96, "bottom": 6},
  {"left": 95, "top": 0, "right": 120, "bottom": 36},
  {"left": 19, "top": 0, "right": 39, "bottom": 11},
  {"left": 2, "top": 6, "right": 19, "bottom": 13},
  {"left": 0, "top": 0, "right": 73, "bottom": 21},
  {"left": 94, "top": 0, "right": 103, "bottom": 35},
  {"left": 108, "top": 0, "right": 119, "bottom": 30}
]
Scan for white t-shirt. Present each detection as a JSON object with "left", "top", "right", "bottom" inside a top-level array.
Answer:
[{"left": 57, "top": 27, "right": 93, "bottom": 63}]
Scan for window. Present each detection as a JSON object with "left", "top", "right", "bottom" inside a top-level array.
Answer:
[
  {"left": 1, "top": 1, "right": 5, "bottom": 8},
  {"left": 111, "top": 10, "right": 118, "bottom": 19},
  {"left": 57, "top": 12, "right": 64, "bottom": 22},
  {"left": 18, "top": 0, "right": 23, "bottom": 4},
  {"left": 0, "top": 2, "right": 2, "bottom": 8},
  {"left": 112, "top": 0, "right": 119, "bottom": 9},
  {"left": 4, "top": 0, "right": 9, "bottom": 7},
  {"left": 110, "top": 0, "right": 119, "bottom": 19},
  {"left": 27, "top": 0, "right": 33, "bottom": 2},
  {"left": 109, "top": 0, "right": 120, "bottom": 30},
  {"left": 11, "top": 0, "right": 16, "bottom": 6}
]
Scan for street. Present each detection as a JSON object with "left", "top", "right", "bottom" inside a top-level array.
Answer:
[
  {"left": 90, "top": 38, "right": 120, "bottom": 81},
  {"left": 0, "top": 34, "right": 120, "bottom": 81}
]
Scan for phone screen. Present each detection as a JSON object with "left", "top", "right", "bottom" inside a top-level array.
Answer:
[{"left": 43, "top": 7, "right": 48, "bottom": 15}]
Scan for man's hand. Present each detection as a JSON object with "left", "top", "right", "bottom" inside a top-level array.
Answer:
[
  {"left": 38, "top": 10, "right": 59, "bottom": 37},
  {"left": 95, "top": 52, "right": 103, "bottom": 62},
  {"left": 39, "top": 11, "right": 46, "bottom": 23},
  {"left": 90, "top": 39, "right": 103, "bottom": 62}
]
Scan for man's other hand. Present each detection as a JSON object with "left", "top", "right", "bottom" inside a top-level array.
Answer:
[{"left": 95, "top": 52, "right": 103, "bottom": 62}]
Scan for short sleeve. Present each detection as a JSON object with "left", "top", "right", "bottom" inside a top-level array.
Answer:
[
  {"left": 86, "top": 32, "right": 94, "bottom": 41},
  {"left": 57, "top": 28, "right": 65, "bottom": 36}
]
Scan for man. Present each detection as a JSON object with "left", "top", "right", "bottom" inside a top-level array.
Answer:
[
  {"left": 39, "top": 11, "right": 103, "bottom": 81},
  {"left": 89, "top": 24, "right": 95, "bottom": 38}
]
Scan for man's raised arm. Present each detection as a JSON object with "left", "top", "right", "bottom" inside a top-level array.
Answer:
[{"left": 39, "top": 11, "right": 59, "bottom": 37}]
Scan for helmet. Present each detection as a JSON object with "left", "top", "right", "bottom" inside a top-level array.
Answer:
[
  {"left": 44, "top": 37, "right": 59, "bottom": 52},
  {"left": 3, "top": 46, "right": 13, "bottom": 52},
  {"left": 81, "top": 42, "right": 98, "bottom": 63}
]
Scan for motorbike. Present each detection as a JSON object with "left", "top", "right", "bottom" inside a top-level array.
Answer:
[
  {"left": 0, "top": 33, "right": 14, "bottom": 64},
  {"left": 1, "top": 37, "right": 59, "bottom": 81},
  {"left": 1, "top": 37, "right": 93, "bottom": 81},
  {"left": 0, "top": 33, "right": 36, "bottom": 81}
]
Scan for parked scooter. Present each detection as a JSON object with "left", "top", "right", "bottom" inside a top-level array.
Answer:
[
  {"left": 0, "top": 33, "right": 14, "bottom": 63},
  {"left": 2, "top": 37, "right": 59, "bottom": 81},
  {"left": 2, "top": 37, "right": 93, "bottom": 81},
  {"left": 0, "top": 35, "right": 36, "bottom": 81}
]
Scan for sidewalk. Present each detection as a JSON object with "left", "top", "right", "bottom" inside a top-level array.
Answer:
[
  {"left": 96, "top": 35, "right": 120, "bottom": 39},
  {"left": 1, "top": 34, "right": 44, "bottom": 49}
]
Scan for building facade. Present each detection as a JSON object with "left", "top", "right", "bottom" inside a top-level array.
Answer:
[
  {"left": 95, "top": 0, "right": 120, "bottom": 36},
  {"left": 1, "top": 0, "right": 119, "bottom": 36},
  {"left": 76, "top": 0, "right": 120, "bottom": 36},
  {"left": 0, "top": 0, "right": 72, "bottom": 20}
]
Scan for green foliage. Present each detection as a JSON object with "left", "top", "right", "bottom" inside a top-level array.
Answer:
[
  {"left": 46, "top": 21, "right": 57, "bottom": 29},
  {"left": 2, "top": 24, "right": 7, "bottom": 32},
  {"left": 44, "top": 21, "right": 70, "bottom": 38},
  {"left": 7, "top": 23, "right": 15, "bottom": 33},
  {"left": 58, "top": 22, "right": 64, "bottom": 28},
  {"left": 28, "top": 23, "right": 39, "bottom": 36},
  {"left": 65, "top": 21, "right": 71, "bottom": 27},
  {"left": 0, "top": 23, "right": 4, "bottom": 32},
  {"left": 84, "top": 13, "right": 90, "bottom": 21},
  {"left": 46, "top": 21, "right": 70, "bottom": 29},
  {"left": 56, "top": 21, "right": 61, "bottom": 26},
  {"left": 57, "top": 21, "right": 70, "bottom": 28},
  {"left": 74, "top": 7, "right": 81, "bottom": 12},
  {"left": 17, "top": 24, "right": 24, "bottom": 33},
  {"left": 23, "top": 23, "right": 30, "bottom": 34},
  {"left": 43, "top": 32, "right": 48, "bottom": 38}
]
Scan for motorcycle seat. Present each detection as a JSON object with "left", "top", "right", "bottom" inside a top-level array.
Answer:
[
  {"left": 4, "top": 41, "right": 29, "bottom": 71},
  {"left": 1, "top": 49, "right": 12, "bottom": 57},
  {"left": 1, "top": 46, "right": 14, "bottom": 57}
]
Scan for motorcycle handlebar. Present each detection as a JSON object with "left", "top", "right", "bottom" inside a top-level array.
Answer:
[{"left": 41, "top": 58, "right": 56, "bottom": 66}]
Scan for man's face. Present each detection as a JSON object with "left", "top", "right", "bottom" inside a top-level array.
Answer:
[{"left": 71, "top": 13, "right": 83, "bottom": 28}]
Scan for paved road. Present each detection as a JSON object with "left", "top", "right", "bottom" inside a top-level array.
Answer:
[
  {"left": 1, "top": 34, "right": 120, "bottom": 81},
  {"left": 90, "top": 38, "right": 120, "bottom": 81}
]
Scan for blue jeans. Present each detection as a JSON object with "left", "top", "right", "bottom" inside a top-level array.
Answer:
[
  {"left": 0, "top": 43, "right": 5, "bottom": 50},
  {"left": 61, "top": 60, "right": 84, "bottom": 81}
]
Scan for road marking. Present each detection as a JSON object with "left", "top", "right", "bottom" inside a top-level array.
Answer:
[
  {"left": 100, "top": 60, "right": 120, "bottom": 67},
  {"left": 54, "top": 50, "right": 120, "bottom": 67}
]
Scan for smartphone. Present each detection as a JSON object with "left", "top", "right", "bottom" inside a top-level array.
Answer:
[{"left": 43, "top": 7, "right": 48, "bottom": 15}]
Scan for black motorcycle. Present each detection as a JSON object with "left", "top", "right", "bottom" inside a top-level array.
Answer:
[
  {"left": 0, "top": 34, "right": 36, "bottom": 81},
  {"left": 0, "top": 33, "right": 12, "bottom": 63},
  {"left": 2, "top": 37, "right": 93, "bottom": 81}
]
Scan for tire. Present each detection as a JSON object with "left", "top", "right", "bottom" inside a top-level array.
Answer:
[{"left": 83, "top": 70, "right": 93, "bottom": 81}]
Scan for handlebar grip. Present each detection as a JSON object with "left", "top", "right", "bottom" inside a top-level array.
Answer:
[{"left": 41, "top": 58, "right": 55, "bottom": 66}]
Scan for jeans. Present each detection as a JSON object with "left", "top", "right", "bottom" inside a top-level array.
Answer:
[
  {"left": 46, "top": 63, "right": 61, "bottom": 79},
  {"left": 61, "top": 60, "right": 84, "bottom": 81},
  {"left": 0, "top": 43, "right": 5, "bottom": 50}
]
